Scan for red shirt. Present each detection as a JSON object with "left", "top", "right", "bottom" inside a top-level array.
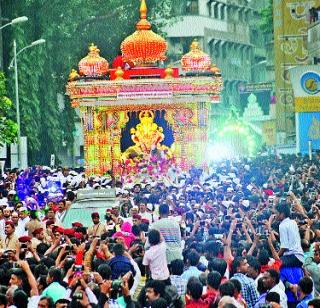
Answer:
[
  {"left": 202, "top": 289, "right": 219, "bottom": 306},
  {"left": 186, "top": 298, "right": 209, "bottom": 308},
  {"left": 260, "top": 259, "right": 282, "bottom": 273}
]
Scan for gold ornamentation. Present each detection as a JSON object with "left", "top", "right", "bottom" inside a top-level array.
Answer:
[
  {"left": 164, "top": 67, "right": 174, "bottom": 79},
  {"left": 181, "top": 39, "right": 211, "bottom": 71},
  {"left": 122, "top": 110, "right": 168, "bottom": 159},
  {"left": 69, "top": 69, "right": 80, "bottom": 81},
  {"left": 115, "top": 67, "right": 124, "bottom": 80},
  {"left": 78, "top": 43, "right": 109, "bottom": 77},
  {"left": 120, "top": 0, "right": 167, "bottom": 65}
]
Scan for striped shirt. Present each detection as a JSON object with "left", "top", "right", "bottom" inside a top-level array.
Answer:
[
  {"left": 150, "top": 217, "right": 183, "bottom": 264},
  {"left": 170, "top": 275, "right": 187, "bottom": 296},
  {"left": 233, "top": 273, "right": 259, "bottom": 308}
]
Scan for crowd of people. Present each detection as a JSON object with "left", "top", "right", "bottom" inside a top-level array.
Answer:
[{"left": 0, "top": 153, "right": 320, "bottom": 308}]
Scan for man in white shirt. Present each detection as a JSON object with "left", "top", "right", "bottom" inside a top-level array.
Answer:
[
  {"left": 138, "top": 200, "right": 153, "bottom": 223},
  {"left": 263, "top": 269, "right": 288, "bottom": 308},
  {"left": 276, "top": 202, "right": 304, "bottom": 267},
  {"left": 17, "top": 207, "right": 30, "bottom": 237},
  {"left": 143, "top": 229, "right": 169, "bottom": 282}
]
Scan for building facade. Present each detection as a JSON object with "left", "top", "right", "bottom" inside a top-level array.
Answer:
[
  {"left": 308, "top": 18, "right": 320, "bottom": 63},
  {"left": 289, "top": 5, "right": 320, "bottom": 154},
  {"left": 164, "top": 0, "right": 270, "bottom": 110},
  {"left": 273, "top": 0, "right": 320, "bottom": 144}
]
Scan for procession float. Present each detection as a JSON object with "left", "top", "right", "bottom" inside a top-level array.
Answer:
[{"left": 66, "top": 0, "right": 223, "bottom": 182}]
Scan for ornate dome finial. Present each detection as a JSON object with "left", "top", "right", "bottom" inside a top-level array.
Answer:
[
  {"left": 140, "top": 0, "right": 147, "bottom": 19},
  {"left": 120, "top": 0, "right": 167, "bottom": 66},
  {"left": 68, "top": 69, "right": 80, "bottom": 81},
  {"left": 136, "top": 0, "right": 151, "bottom": 30},
  {"left": 78, "top": 43, "right": 109, "bottom": 77},
  {"left": 181, "top": 39, "right": 212, "bottom": 72}
]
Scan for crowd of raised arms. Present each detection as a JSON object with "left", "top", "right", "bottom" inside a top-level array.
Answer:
[{"left": 0, "top": 153, "right": 320, "bottom": 308}]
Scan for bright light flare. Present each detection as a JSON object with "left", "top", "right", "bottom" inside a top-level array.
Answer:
[{"left": 206, "top": 143, "right": 234, "bottom": 162}]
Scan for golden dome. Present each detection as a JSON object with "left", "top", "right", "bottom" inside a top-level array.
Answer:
[
  {"left": 181, "top": 40, "right": 211, "bottom": 71},
  {"left": 78, "top": 44, "right": 109, "bottom": 77},
  {"left": 120, "top": 0, "right": 167, "bottom": 65}
]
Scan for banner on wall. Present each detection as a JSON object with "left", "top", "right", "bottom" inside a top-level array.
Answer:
[
  {"left": 289, "top": 65, "right": 320, "bottom": 112},
  {"left": 297, "top": 112, "right": 320, "bottom": 154},
  {"left": 262, "top": 121, "right": 277, "bottom": 146}
]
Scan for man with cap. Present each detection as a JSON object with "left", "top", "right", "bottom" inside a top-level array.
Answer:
[
  {"left": 125, "top": 206, "right": 139, "bottom": 225},
  {"left": 132, "top": 214, "right": 142, "bottom": 226},
  {"left": 10, "top": 212, "right": 20, "bottom": 234},
  {"left": 0, "top": 220, "right": 19, "bottom": 252},
  {"left": 72, "top": 221, "right": 83, "bottom": 228},
  {"left": 111, "top": 204, "right": 124, "bottom": 223},
  {"left": 17, "top": 206, "right": 30, "bottom": 235},
  {"left": 18, "top": 235, "right": 39, "bottom": 259},
  {"left": 3, "top": 207, "right": 11, "bottom": 222},
  {"left": 87, "top": 212, "right": 107, "bottom": 239}
]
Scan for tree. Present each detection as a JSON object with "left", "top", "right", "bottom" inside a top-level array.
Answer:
[
  {"left": 2, "top": 0, "right": 176, "bottom": 165},
  {"left": 259, "top": 0, "right": 273, "bottom": 35},
  {"left": 0, "top": 71, "right": 17, "bottom": 146}
]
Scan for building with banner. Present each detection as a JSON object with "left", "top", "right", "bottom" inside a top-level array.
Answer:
[
  {"left": 273, "top": 0, "right": 320, "bottom": 144},
  {"left": 289, "top": 65, "right": 320, "bottom": 154}
]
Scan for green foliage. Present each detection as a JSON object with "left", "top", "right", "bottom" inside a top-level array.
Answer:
[
  {"left": 0, "top": 71, "right": 17, "bottom": 145},
  {"left": 2, "top": 0, "right": 175, "bottom": 165},
  {"left": 259, "top": 0, "right": 274, "bottom": 34}
]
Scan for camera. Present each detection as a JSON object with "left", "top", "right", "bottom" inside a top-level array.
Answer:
[
  {"left": 112, "top": 279, "right": 122, "bottom": 291},
  {"left": 20, "top": 243, "right": 28, "bottom": 249},
  {"left": 105, "top": 212, "right": 112, "bottom": 221},
  {"left": 200, "top": 221, "right": 205, "bottom": 227},
  {"left": 60, "top": 236, "right": 66, "bottom": 245},
  {"left": 260, "top": 231, "right": 269, "bottom": 240},
  {"left": 72, "top": 292, "right": 83, "bottom": 300},
  {"left": 1, "top": 253, "right": 8, "bottom": 259},
  {"left": 74, "top": 264, "right": 83, "bottom": 273}
]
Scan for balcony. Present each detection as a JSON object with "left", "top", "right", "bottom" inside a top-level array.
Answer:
[{"left": 164, "top": 15, "right": 228, "bottom": 38}]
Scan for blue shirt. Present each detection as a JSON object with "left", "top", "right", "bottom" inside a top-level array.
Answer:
[
  {"left": 108, "top": 255, "right": 135, "bottom": 280},
  {"left": 297, "top": 294, "right": 313, "bottom": 308},
  {"left": 280, "top": 267, "right": 304, "bottom": 303},
  {"left": 181, "top": 266, "right": 202, "bottom": 281}
]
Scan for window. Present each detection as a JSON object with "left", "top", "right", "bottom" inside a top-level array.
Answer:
[
  {"left": 186, "top": 0, "right": 199, "bottom": 15},
  {"left": 221, "top": 5, "right": 225, "bottom": 20}
]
